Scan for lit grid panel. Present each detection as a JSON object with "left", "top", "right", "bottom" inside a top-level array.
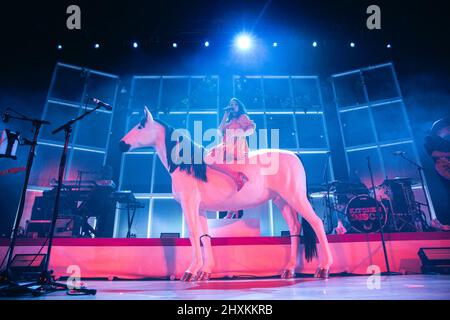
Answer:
[{"left": 331, "top": 62, "right": 436, "bottom": 221}]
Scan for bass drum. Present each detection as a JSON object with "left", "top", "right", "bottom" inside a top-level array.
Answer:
[{"left": 345, "top": 195, "right": 387, "bottom": 233}]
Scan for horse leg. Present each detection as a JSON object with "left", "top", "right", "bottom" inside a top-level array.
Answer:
[
  {"left": 273, "top": 197, "right": 301, "bottom": 279},
  {"left": 180, "top": 196, "right": 203, "bottom": 282},
  {"left": 281, "top": 191, "right": 333, "bottom": 277},
  {"left": 197, "top": 210, "right": 215, "bottom": 281}
]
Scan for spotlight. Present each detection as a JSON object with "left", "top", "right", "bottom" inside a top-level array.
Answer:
[
  {"left": 312, "top": 41, "right": 318, "bottom": 47},
  {"left": 94, "top": 43, "right": 100, "bottom": 49},
  {"left": 57, "top": 44, "right": 63, "bottom": 50},
  {"left": 272, "top": 42, "right": 278, "bottom": 47},
  {"left": 204, "top": 41, "right": 210, "bottom": 47},
  {"left": 386, "top": 43, "right": 392, "bottom": 49},
  {"left": 133, "top": 42, "right": 138, "bottom": 48},
  {"left": 172, "top": 42, "right": 178, "bottom": 48},
  {"left": 350, "top": 42, "right": 355, "bottom": 48},
  {"left": 234, "top": 33, "right": 252, "bottom": 51}
]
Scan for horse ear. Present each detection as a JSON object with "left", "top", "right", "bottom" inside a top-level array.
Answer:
[{"left": 144, "top": 106, "right": 153, "bottom": 122}]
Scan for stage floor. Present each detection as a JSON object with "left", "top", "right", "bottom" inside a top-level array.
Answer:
[{"left": 2, "top": 275, "right": 449, "bottom": 300}]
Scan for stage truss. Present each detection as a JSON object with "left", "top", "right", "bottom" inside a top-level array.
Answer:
[
  {"left": 23, "top": 63, "right": 120, "bottom": 227},
  {"left": 330, "top": 62, "right": 436, "bottom": 221},
  {"left": 19, "top": 62, "right": 435, "bottom": 238}
]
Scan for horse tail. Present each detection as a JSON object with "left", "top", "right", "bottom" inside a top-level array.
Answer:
[{"left": 302, "top": 218, "right": 317, "bottom": 262}]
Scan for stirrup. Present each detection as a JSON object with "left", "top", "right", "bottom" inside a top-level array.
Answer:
[{"left": 200, "top": 234, "right": 212, "bottom": 245}]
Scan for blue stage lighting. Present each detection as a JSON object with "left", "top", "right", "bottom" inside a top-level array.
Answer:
[
  {"left": 387, "top": 43, "right": 392, "bottom": 48},
  {"left": 312, "top": 41, "right": 318, "bottom": 47},
  {"left": 172, "top": 42, "right": 178, "bottom": 48},
  {"left": 94, "top": 43, "right": 100, "bottom": 49},
  {"left": 204, "top": 41, "right": 210, "bottom": 47},
  {"left": 350, "top": 42, "right": 355, "bottom": 48},
  {"left": 133, "top": 42, "right": 138, "bottom": 48},
  {"left": 234, "top": 33, "right": 252, "bottom": 51},
  {"left": 272, "top": 42, "right": 278, "bottom": 47},
  {"left": 57, "top": 44, "right": 62, "bottom": 50}
]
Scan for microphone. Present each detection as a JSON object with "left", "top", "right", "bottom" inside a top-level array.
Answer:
[
  {"left": 91, "top": 98, "right": 113, "bottom": 111},
  {"left": 393, "top": 151, "right": 406, "bottom": 156},
  {"left": 223, "top": 106, "right": 234, "bottom": 111}
]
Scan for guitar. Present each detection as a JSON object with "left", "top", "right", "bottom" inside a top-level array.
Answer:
[{"left": 0, "top": 167, "right": 26, "bottom": 176}]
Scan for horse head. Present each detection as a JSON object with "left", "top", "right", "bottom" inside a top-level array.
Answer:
[{"left": 119, "top": 106, "right": 159, "bottom": 152}]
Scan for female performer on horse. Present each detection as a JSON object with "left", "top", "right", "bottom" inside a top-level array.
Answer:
[
  {"left": 120, "top": 106, "right": 333, "bottom": 281},
  {"left": 205, "top": 98, "right": 256, "bottom": 191}
]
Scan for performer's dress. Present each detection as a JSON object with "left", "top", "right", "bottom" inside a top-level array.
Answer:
[
  {"left": 206, "top": 114, "right": 255, "bottom": 220},
  {"left": 205, "top": 114, "right": 253, "bottom": 164}
]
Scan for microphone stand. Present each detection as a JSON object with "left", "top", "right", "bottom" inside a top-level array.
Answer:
[
  {"left": 321, "top": 152, "right": 333, "bottom": 234},
  {"left": 398, "top": 153, "right": 431, "bottom": 222},
  {"left": 366, "top": 156, "right": 400, "bottom": 276},
  {"left": 0, "top": 109, "right": 50, "bottom": 293},
  {"left": 1, "top": 104, "right": 99, "bottom": 296}
]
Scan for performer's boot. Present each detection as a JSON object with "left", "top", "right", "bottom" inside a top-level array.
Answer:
[
  {"left": 235, "top": 172, "right": 248, "bottom": 191},
  {"left": 431, "top": 219, "right": 450, "bottom": 231}
]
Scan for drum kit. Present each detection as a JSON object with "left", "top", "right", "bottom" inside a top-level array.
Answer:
[{"left": 309, "top": 177, "right": 427, "bottom": 234}]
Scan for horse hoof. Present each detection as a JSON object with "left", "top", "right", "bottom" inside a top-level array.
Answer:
[
  {"left": 281, "top": 270, "right": 296, "bottom": 279},
  {"left": 197, "top": 271, "right": 211, "bottom": 281},
  {"left": 181, "top": 272, "right": 198, "bottom": 282},
  {"left": 313, "top": 267, "right": 330, "bottom": 279}
]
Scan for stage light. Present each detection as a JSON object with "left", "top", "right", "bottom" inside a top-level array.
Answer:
[
  {"left": 133, "top": 42, "right": 138, "bottom": 48},
  {"left": 272, "top": 42, "right": 278, "bottom": 47},
  {"left": 94, "top": 43, "right": 100, "bottom": 49},
  {"left": 172, "top": 42, "right": 178, "bottom": 48},
  {"left": 204, "top": 41, "right": 210, "bottom": 47},
  {"left": 57, "top": 44, "right": 62, "bottom": 50},
  {"left": 387, "top": 43, "right": 392, "bottom": 48},
  {"left": 312, "top": 41, "right": 318, "bottom": 47},
  {"left": 350, "top": 42, "right": 355, "bottom": 48},
  {"left": 234, "top": 33, "right": 252, "bottom": 51}
]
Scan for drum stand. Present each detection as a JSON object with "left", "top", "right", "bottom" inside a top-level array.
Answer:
[{"left": 367, "top": 156, "right": 400, "bottom": 276}]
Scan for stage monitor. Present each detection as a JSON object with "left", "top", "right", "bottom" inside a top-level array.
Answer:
[
  {"left": 10, "top": 254, "right": 46, "bottom": 281},
  {"left": 418, "top": 247, "right": 450, "bottom": 274}
]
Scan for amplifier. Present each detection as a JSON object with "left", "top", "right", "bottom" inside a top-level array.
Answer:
[
  {"left": 160, "top": 233, "right": 180, "bottom": 238},
  {"left": 418, "top": 247, "right": 450, "bottom": 274},
  {"left": 25, "top": 216, "right": 82, "bottom": 238},
  {"left": 31, "top": 194, "right": 76, "bottom": 220}
]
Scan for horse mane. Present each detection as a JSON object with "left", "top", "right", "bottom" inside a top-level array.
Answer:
[{"left": 153, "top": 118, "right": 208, "bottom": 182}]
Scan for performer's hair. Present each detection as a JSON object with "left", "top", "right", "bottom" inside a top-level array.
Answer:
[{"left": 228, "top": 97, "right": 248, "bottom": 121}]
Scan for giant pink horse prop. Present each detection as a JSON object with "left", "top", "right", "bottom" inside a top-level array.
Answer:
[{"left": 120, "top": 107, "right": 333, "bottom": 281}]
